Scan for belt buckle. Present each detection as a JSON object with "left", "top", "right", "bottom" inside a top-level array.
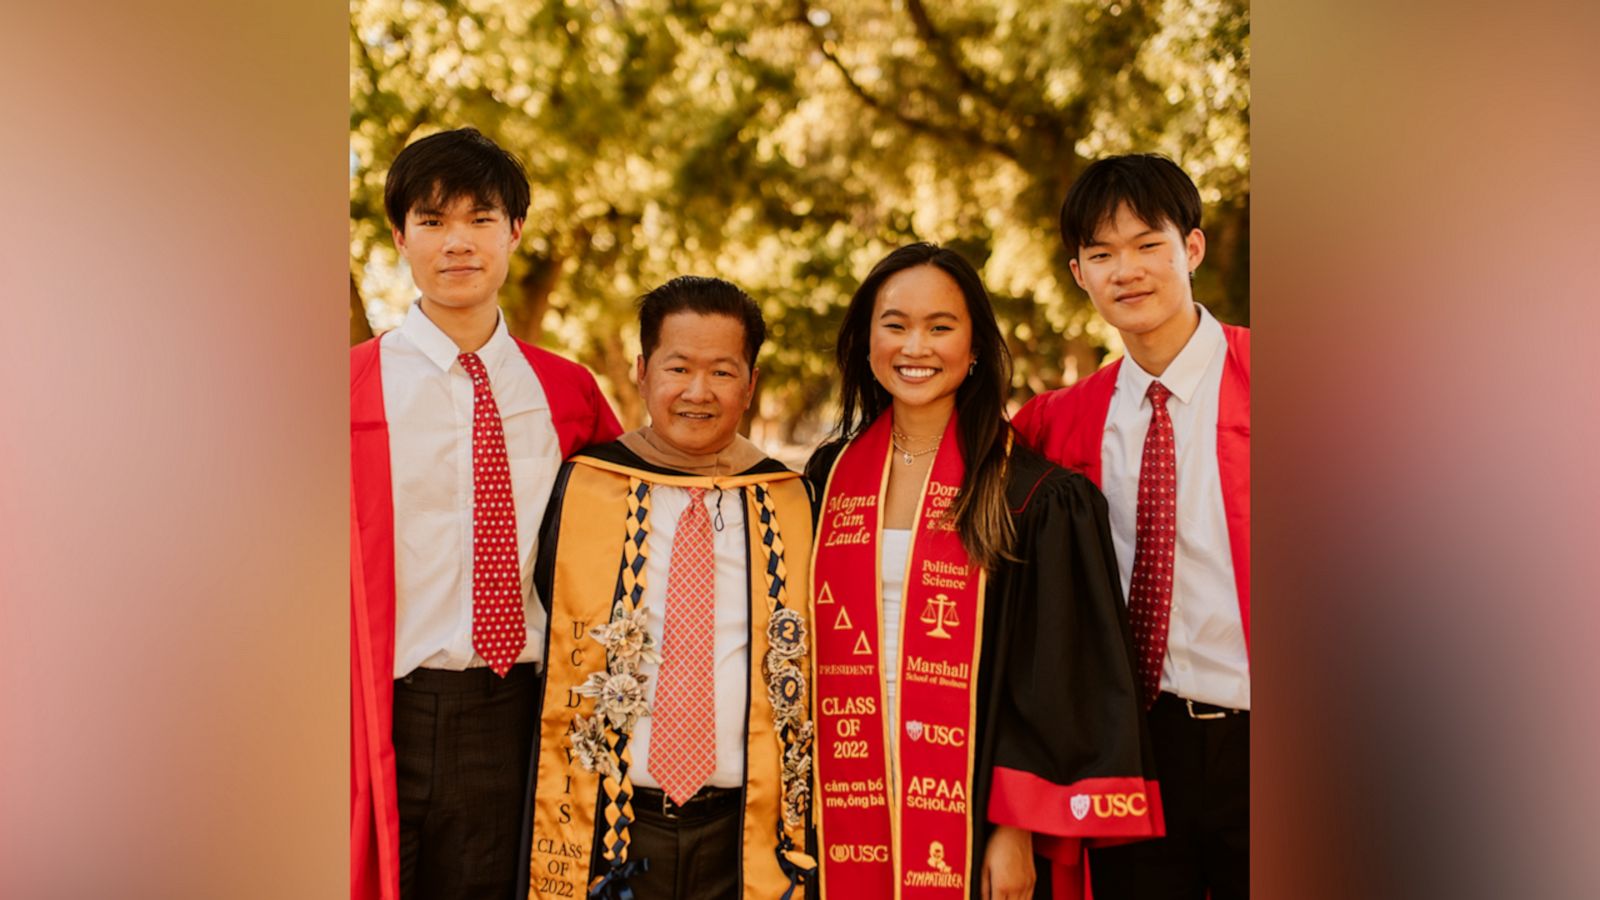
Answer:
[
  {"left": 660, "top": 791, "right": 682, "bottom": 820},
  {"left": 1185, "top": 697, "right": 1230, "bottom": 720}
]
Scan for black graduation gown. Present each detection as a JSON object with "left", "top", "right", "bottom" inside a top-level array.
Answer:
[{"left": 804, "top": 437, "right": 1156, "bottom": 900}]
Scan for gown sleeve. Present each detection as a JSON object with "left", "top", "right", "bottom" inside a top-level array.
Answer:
[
  {"left": 982, "top": 462, "right": 1163, "bottom": 859},
  {"left": 802, "top": 440, "right": 845, "bottom": 526},
  {"left": 531, "top": 460, "right": 578, "bottom": 613}
]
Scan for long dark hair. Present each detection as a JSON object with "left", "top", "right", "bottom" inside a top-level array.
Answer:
[{"left": 835, "top": 242, "right": 1015, "bottom": 571}]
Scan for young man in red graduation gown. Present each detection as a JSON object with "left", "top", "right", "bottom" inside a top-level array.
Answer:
[
  {"left": 1013, "top": 154, "right": 1250, "bottom": 900},
  {"left": 351, "top": 128, "right": 621, "bottom": 900}
]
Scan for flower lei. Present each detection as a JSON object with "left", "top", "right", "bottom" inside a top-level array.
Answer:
[{"left": 570, "top": 604, "right": 659, "bottom": 780}]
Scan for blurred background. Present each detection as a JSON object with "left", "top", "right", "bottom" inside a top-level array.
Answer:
[{"left": 349, "top": 0, "right": 1250, "bottom": 455}]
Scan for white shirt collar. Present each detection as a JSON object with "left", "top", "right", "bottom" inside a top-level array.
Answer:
[
  {"left": 1116, "top": 304, "right": 1225, "bottom": 407},
  {"left": 398, "top": 301, "right": 513, "bottom": 373}
]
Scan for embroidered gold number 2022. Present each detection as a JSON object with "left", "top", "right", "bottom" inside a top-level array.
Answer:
[{"left": 833, "top": 740, "right": 869, "bottom": 759}]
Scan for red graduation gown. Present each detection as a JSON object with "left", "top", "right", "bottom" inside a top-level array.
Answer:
[
  {"left": 1013, "top": 325, "right": 1248, "bottom": 900},
  {"left": 1012, "top": 322, "right": 1250, "bottom": 653},
  {"left": 349, "top": 335, "right": 622, "bottom": 900}
]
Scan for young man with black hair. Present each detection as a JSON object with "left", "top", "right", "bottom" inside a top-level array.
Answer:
[
  {"left": 1013, "top": 154, "right": 1251, "bottom": 899},
  {"left": 351, "top": 127, "right": 622, "bottom": 900},
  {"left": 521, "top": 276, "right": 816, "bottom": 900}
]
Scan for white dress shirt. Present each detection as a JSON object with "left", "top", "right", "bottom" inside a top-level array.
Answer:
[
  {"left": 629, "top": 485, "right": 751, "bottom": 791},
  {"left": 381, "top": 303, "right": 563, "bottom": 677},
  {"left": 1101, "top": 305, "right": 1250, "bottom": 710}
]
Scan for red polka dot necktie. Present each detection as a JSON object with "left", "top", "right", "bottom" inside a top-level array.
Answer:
[
  {"left": 460, "top": 352, "right": 525, "bottom": 677},
  {"left": 1129, "top": 380, "right": 1176, "bottom": 709},
  {"left": 650, "top": 487, "right": 717, "bottom": 805}
]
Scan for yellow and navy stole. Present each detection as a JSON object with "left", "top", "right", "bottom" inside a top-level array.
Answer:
[
  {"left": 528, "top": 457, "right": 818, "bottom": 899},
  {"left": 811, "top": 412, "right": 987, "bottom": 899}
]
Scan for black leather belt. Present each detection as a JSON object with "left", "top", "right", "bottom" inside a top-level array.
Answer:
[
  {"left": 1160, "top": 691, "right": 1248, "bottom": 720},
  {"left": 632, "top": 785, "right": 744, "bottom": 820},
  {"left": 396, "top": 662, "right": 541, "bottom": 692}
]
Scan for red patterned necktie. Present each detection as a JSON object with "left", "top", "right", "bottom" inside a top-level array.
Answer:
[
  {"left": 460, "top": 352, "right": 525, "bottom": 677},
  {"left": 1129, "top": 380, "right": 1176, "bottom": 709},
  {"left": 651, "top": 486, "right": 717, "bottom": 804}
]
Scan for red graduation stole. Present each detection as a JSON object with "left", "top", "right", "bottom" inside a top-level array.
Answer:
[{"left": 811, "top": 412, "right": 985, "bottom": 899}]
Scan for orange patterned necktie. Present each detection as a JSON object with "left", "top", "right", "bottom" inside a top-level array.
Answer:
[
  {"left": 650, "top": 486, "right": 717, "bottom": 804},
  {"left": 1129, "top": 380, "right": 1177, "bottom": 709},
  {"left": 460, "top": 352, "right": 525, "bottom": 677}
]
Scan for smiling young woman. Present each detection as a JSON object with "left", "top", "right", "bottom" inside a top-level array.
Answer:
[{"left": 804, "top": 243, "right": 1164, "bottom": 900}]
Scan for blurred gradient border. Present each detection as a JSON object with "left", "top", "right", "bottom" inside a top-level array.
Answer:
[
  {"left": 4, "top": 1, "right": 1599, "bottom": 898},
  {"left": 1, "top": 1, "right": 347, "bottom": 897}
]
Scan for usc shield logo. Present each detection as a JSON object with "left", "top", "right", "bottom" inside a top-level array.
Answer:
[{"left": 1070, "top": 794, "right": 1090, "bottom": 820}]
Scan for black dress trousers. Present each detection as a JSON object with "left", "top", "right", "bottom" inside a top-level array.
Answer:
[
  {"left": 394, "top": 663, "right": 542, "bottom": 900},
  {"left": 622, "top": 787, "right": 743, "bottom": 900},
  {"left": 1088, "top": 692, "right": 1249, "bottom": 900}
]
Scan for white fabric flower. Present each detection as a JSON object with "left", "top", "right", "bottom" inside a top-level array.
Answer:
[
  {"left": 575, "top": 670, "right": 651, "bottom": 731},
  {"left": 589, "top": 607, "right": 661, "bottom": 667}
]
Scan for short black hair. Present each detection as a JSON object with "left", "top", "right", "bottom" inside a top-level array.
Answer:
[
  {"left": 1059, "top": 154, "right": 1202, "bottom": 252},
  {"left": 384, "top": 127, "right": 531, "bottom": 234},
  {"left": 637, "top": 276, "right": 766, "bottom": 369}
]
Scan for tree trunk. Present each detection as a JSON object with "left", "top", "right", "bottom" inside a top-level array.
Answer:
[
  {"left": 1207, "top": 196, "right": 1250, "bottom": 326},
  {"left": 350, "top": 270, "right": 373, "bottom": 345},
  {"left": 599, "top": 327, "right": 644, "bottom": 430},
  {"left": 508, "top": 253, "right": 564, "bottom": 345},
  {"left": 1061, "top": 335, "right": 1103, "bottom": 386}
]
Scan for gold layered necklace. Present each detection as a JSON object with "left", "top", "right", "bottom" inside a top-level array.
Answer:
[{"left": 891, "top": 427, "right": 942, "bottom": 465}]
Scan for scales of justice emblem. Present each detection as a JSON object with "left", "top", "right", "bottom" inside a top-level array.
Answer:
[{"left": 920, "top": 592, "right": 960, "bottom": 639}]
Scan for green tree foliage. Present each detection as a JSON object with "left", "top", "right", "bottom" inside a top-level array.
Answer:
[{"left": 350, "top": 0, "right": 1249, "bottom": 441}]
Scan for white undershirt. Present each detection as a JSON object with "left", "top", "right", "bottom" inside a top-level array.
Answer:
[
  {"left": 1101, "top": 305, "right": 1250, "bottom": 709},
  {"left": 880, "top": 528, "right": 913, "bottom": 739},
  {"left": 381, "top": 303, "right": 562, "bottom": 677},
  {"left": 630, "top": 485, "right": 751, "bottom": 791}
]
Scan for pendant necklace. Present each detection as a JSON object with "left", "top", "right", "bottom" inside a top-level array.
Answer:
[{"left": 891, "top": 427, "right": 941, "bottom": 465}]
